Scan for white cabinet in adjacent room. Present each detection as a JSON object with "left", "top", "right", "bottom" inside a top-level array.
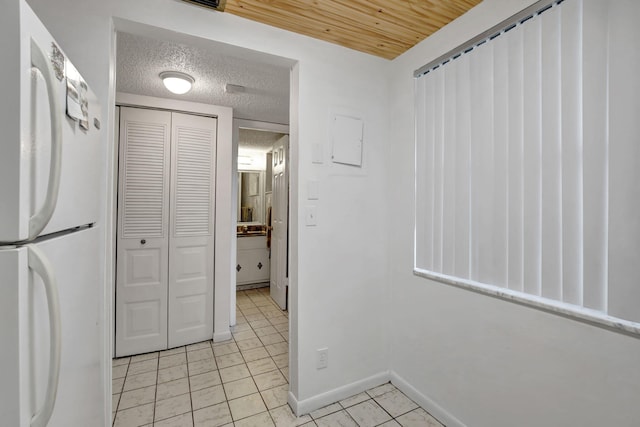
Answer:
[{"left": 237, "top": 235, "right": 270, "bottom": 286}]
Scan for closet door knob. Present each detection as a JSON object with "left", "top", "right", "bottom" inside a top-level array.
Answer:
[{"left": 140, "top": 239, "right": 146, "bottom": 245}]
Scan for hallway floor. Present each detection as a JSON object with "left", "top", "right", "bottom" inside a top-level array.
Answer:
[{"left": 112, "top": 288, "right": 443, "bottom": 426}]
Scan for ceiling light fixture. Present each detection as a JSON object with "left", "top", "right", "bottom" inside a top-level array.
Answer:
[{"left": 160, "top": 71, "right": 194, "bottom": 95}]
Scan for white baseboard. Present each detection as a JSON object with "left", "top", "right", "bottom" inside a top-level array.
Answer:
[
  {"left": 390, "top": 371, "right": 466, "bottom": 427},
  {"left": 287, "top": 391, "right": 299, "bottom": 415},
  {"left": 289, "top": 371, "right": 391, "bottom": 416},
  {"left": 285, "top": 369, "right": 465, "bottom": 426},
  {"left": 213, "top": 330, "right": 232, "bottom": 342}
]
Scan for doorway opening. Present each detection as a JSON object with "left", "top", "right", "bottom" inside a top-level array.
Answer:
[
  {"left": 109, "top": 20, "right": 298, "bottom": 421},
  {"left": 233, "top": 121, "right": 290, "bottom": 324}
]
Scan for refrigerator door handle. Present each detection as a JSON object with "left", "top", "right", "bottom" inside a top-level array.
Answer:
[
  {"left": 27, "top": 244, "right": 62, "bottom": 427},
  {"left": 29, "top": 38, "right": 63, "bottom": 240}
]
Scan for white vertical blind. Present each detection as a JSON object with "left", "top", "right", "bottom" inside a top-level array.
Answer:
[
  {"left": 560, "top": 0, "right": 582, "bottom": 307},
  {"left": 506, "top": 24, "right": 524, "bottom": 294},
  {"left": 581, "top": 0, "right": 608, "bottom": 313},
  {"left": 607, "top": 0, "right": 640, "bottom": 323},
  {"left": 414, "top": 0, "right": 640, "bottom": 332}
]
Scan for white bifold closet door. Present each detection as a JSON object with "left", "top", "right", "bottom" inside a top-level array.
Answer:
[
  {"left": 116, "top": 107, "right": 216, "bottom": 357},
  {"left": 168, "top": 112, "right": 216, "bottom": 348},
  {"left": 116, "top": 108, "right": 171, "bottom": 357}
]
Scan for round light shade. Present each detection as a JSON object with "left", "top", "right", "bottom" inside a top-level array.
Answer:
[{"left": 160, "top": 71, "right": 194, "bottom": 95}]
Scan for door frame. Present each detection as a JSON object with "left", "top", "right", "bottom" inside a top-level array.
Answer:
[
  {"left": 112, "top": 92, "right": 234, "bottom": 353},
  {"left": 231, "top": 118, "right": 290, "bottom": 326},
  {"left": 104, "top": 23, "right": 301, "bottom": 421}
]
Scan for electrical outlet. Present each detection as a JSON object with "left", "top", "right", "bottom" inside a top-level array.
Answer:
[{"left": 316, "top": 348, "right": 328, "bottom": 369}]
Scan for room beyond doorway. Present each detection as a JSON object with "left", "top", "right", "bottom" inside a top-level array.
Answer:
[{"left": 233, "top": 120, "right": 290, "bottom": 327}]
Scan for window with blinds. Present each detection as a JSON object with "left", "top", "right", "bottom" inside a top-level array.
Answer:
[{"left": 414, "top": 0, "right": 640, "bottom": 335}]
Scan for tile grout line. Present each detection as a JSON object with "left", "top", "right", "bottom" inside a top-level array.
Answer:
[
  {"left": 217, "top": 339, "right": 235, "bottom": 427},
  {"left": 233, "top": 292, "right": 288, "bottom": 424},
  {"left": 231, "top": 311, "right": 269, "bottom": 424},
  {"left": 245, "top": 304, "right": 281, "bottom": 426},
  {"left": 355, "top": 395, "right": 396, "bottom": 426},
  {"left": 153, "top": 352, "right": 160, "bottom": 425},
  {"left": 186, "top": 344, "right": 194, "bottom": 427}
]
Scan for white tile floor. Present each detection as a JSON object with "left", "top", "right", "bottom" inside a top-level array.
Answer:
[{"left": 112, "top": 288, "right": 444, "bottom": 427}]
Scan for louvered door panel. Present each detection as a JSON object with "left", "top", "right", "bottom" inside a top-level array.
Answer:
[
  {"left": 121, "top": 123, "right": 168, "bottom": 238},
  {"left": 116, "top": 107, "right": 171, "bottom": 356},
  {"left": 174, "top": 126, "right": 213, "bottom": 236},
  {"left": 168, "top": 112, "right": 216, "bottom": 348}
]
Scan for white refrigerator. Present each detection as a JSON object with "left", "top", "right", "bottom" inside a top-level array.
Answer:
[{"left": 0, "top": 1, "right": 108, "bottom": 426}]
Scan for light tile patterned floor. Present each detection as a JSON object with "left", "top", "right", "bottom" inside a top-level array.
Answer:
[{"left": 112, "top": 288, "right": 444, "bottom": 426}]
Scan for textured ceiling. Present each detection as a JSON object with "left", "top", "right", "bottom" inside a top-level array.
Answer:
[
  {"left": 117, "top": 0, "right": 480, "bottom": 123},
  {"left": 222, "top": 0, "right": 482, "bottom": 59},
  {"left": 238, "top": 129, "right": 286, "bottom": 152},
  {"left": 116, "top": 31, "right": 290, "bottom": 124}
]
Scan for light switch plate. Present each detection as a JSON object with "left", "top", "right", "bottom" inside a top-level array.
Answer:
[
  {"left": 306, "top": 206, "right": 318, "bottom": 226},
  {"left": 308, "top": 180, "right": 320, "bottom": 200},
  {"left": 312, "top": 143, "right": 324, "bottom": 164}
]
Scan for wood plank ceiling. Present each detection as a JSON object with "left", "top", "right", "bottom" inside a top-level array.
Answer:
[{"left": 223, "top": 0, "right": 482, "bottom": 60}]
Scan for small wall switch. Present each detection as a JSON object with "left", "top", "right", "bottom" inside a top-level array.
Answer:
[
  {"left": 316, "top": 348, "right": 328, "bottom": 369},
  {"left": 305, "top": 206, "right": 318, "bottom": 226},
  {"left": 312, "top": 143, "right": 324, "bottom": 164},
  {"left": 308, "top": 180, "right": 320, "bottom": 200}
]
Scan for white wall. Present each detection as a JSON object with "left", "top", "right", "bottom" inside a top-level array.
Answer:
[
  {"left": 238, "top": 150, "right": 267, "bottom": 171},
  {"left": 26, "top": 1, "right": 638, "bottom": 424},
  {"left": 388, "top": 1, "right": 640, "bottom": 426},
  {"left": 26, "top": 0, "right": 391, "bottom": 412}
]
